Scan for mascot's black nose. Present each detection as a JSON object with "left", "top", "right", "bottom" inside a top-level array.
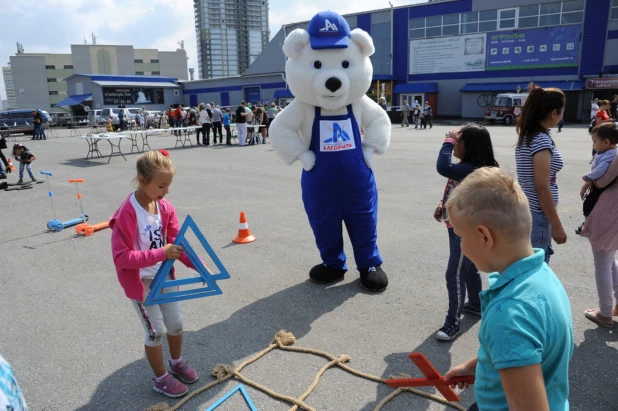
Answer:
[{"left": 325, "top": 77, "right": 342, "bottom": 93}]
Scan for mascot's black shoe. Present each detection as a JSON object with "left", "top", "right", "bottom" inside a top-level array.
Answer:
[
  {"left": 309, "top": 264, "right": 346, "bottom": 284},
  {"left": 359, "top": 266, "right": 388, "bottom": 292}
]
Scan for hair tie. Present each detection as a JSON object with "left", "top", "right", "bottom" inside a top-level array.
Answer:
[{"left": 159, "top": 149, "right": 170, "bottom": 158}]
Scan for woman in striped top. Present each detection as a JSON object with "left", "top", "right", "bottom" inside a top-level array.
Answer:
[{"left": 515, "top": 85, "right": 567, "bottom": 264}]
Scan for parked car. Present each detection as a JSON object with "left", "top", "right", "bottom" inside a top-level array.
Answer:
[
  {"left": 484, "top": 93, "right": 528, "bottom": 125},
  {"left": 87, "top": 109, "right": 104, "bottom": 126},
  {"left": 51, "top": 112, "right": 72, "bottom": 127},
  {"left": 101, "top": 108, "right": 131, "bottom": 130},
  {"left": 0, "top": 109, "right": 51, "bottom": 135}
]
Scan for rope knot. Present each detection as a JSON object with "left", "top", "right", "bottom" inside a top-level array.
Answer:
[
  {"left": 210, "top": 364, "right": 235, "bottom": 380},
  {"left": 273, "top": 330, "right": 296, "bottom": 346},
  {"left": 338, "top": 355, "right": 351, "bottom": 364}
]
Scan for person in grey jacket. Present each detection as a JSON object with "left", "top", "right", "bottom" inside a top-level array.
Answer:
[{"left": 210, "top": 103, "right": 223, "bottom": 144}]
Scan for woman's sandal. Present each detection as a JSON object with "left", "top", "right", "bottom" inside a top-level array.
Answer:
[{"left": 585, "top": 309, "right": 615, "bottom": 328}]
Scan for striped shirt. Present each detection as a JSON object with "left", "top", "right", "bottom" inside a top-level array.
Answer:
[{"left": 515, "top": 132, "right": 563, "bottom": 213}]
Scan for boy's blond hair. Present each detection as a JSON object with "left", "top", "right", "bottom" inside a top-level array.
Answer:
[{"left": 445, "top": 167, "right": 531, "bottom": 243}]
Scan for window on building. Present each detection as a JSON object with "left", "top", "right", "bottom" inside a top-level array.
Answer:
[
  {"left": 479, "top": 10, "right": 498, "bottom": 32},
  {"left": 152, "top": 71, "right": 160, "bottom": 75},
  {"left": 519, "top": 5, "right": 540, "bottom": 28},
  {"left": 540, "top": 2, "right": 562, "bottom": 25},
  {"left": 64, "top": 65, "right": 73, "bottom": 69},
  {"left": 47, "top": 78, "right": 57, "bottom": 82},
  {"left": 498, "top": 8, "right": 518, "bottom": 29},
  {"left": 613, "top": 0, "right": 618, "bottom": 20},
  {"left": 461, "top": 12, "right": 479, "bottom": 33},
  {"left": 45, "top": 65, "right": 55, "bottom": 69},
  {"left": 49, "top": 91, "right": 58, "bottom": 95},
  {"left": 134, "top": 59, "right": 143, "bottom": 63},
  {"left": 136, "top": 71, "right": 144, "bottom": 75},
  {"left": 442, "top": 13, "right": 460, "bottom": 35},
  {"left": 75, "top": 82, "right": 83, "bottom": 95},
  {"left": 561, "top": 0, "right": 585, "bottom": 23},
  {"left": 151, "top": 59, "right": 159, "bottom": 63}
]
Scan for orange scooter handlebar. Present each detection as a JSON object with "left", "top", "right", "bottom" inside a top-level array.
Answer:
[{"left": 68, "top": 179, "right": 84, "bottom": 183}]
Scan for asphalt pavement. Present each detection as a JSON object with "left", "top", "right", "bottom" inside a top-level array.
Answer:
[{"left": 0, "top": 123, "right": 615, "bottom": 410}]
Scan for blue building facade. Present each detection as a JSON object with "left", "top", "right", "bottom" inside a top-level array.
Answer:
[{"left": 182, "top": 0, "right": 618, "bottom": 121}]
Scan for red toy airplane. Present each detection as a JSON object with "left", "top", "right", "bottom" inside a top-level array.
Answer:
[{"left": 385, "top": 353, "right": 475, "bottom": 402}]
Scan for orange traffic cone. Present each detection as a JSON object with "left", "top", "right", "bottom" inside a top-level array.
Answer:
[
  {"left": 7, "top": 159, "right": 15, "bottom": 171},
  {"left": 233, "top": 212, "right": 256, "bottom": 244}
]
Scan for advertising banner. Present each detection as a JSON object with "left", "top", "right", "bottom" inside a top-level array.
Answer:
[
  {"left": 486, "top": 26, "right": 580, "bottom": 71},
  {"left": 102, "top": 88, "right": 164, "bottom": 105},
  {"left": 586, "top": 78, "right": 618, "bottom": 90},
  {"left": 409, "top": 33, "right": 487, "bottom": 75}
]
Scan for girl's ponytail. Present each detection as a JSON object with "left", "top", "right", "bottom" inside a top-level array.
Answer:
[{"left": 516, "top": 83, "right": 565, "bottom": 147}]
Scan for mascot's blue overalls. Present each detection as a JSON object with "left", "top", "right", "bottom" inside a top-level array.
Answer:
[{"left": 302, "top": 105, "right": 382, "bottom": 272}]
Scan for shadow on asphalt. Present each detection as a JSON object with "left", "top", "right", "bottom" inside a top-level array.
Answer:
[
  {"left": 569, "top": 328, "right": 618, "bottom": 410},
  {"left": 364, "top": 315, "right": 479, "bottom": 411},
  {"left": 76, "top": 281, "right": 361, "bottom": 410}
]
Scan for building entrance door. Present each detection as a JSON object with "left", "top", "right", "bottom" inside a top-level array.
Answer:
[{"left": 401, "top": 94, "right": 424, "bottom": 107}]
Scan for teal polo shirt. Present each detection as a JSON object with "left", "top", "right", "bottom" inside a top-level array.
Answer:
[{"left": 475, "top": 249, "right": 573, "bottom": 411}]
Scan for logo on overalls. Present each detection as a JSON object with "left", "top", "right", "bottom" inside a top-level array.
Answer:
[
  {"left": 319, "top": 19, "right": 338, "bottom": 33},
  {"left": 320, "top": 119, "right": 356, "bottom": 152}
]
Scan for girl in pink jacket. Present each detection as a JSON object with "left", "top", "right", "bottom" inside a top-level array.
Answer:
[{"left": 109, "top": 149, "right": 198, "bottom": 398}]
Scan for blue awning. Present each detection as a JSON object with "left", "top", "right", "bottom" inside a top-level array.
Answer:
[
  {"left": 54, "top": 93, "right": 92, "bottom": 107},
  {"left": 273, "top": 89, "right": 294, "bottom": 99},
  {"left": 394, "top": 83, "right": 439, "bottom": 93},
  {"left": 460, "top": 81, "right": 585, "bottom": 92}
]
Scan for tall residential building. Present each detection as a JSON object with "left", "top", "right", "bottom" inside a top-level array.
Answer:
[
  {"left": 194, "top": 0, "right": 269, "bottom": 79},
  {"left": 2, "top": 66, "right": 17, "bottom": 109},
  {"left": 5, "top": 45, "right": 187, "bottom": 113}
]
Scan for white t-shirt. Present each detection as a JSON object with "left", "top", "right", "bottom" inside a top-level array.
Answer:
[
  {"left": 245, "top": 107, "right": 253, "bottom": 123},
  {"left": 591, "top": 103, "right": 600, "bottom": 119},
  {"left": 130, "top": 193, "right": 164, "bottom": 279}
]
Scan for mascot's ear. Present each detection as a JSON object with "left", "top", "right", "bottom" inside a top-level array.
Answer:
[
  {"left": 350, "top": 29, "right": 375, "bottom": 58},
  {"left": 283, "top": 29, "right": 310, "bottom": 60}
]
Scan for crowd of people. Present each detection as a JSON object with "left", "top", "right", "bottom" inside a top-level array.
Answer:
[
  {"left": 159, "top": 102, "right": 283, "bottom": 147},
  {"left": 399, "top": 99, "right": 433, "bottom": 129}
]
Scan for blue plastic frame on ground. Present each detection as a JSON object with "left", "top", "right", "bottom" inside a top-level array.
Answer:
[
  {"left": 205, "top": 384, "right": 258, "bottom": 411},
  {"left": 144, "top": 215, "right": 230, "bottom": 306}
]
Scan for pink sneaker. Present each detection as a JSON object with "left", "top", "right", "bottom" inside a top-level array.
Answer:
[
  {"left": 169, "top": 359, "right": 199, "bottom": 384},
  {"left": 153, "top": 374, "right": 188, "bottom": 398}
]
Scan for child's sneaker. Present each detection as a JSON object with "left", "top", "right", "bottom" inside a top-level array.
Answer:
[
  {"left": 152, "top": 374, "right": 188, "bottom": 398},
  {"left": 462, "top": 302, "right": 482, "bottom": 316},
  {"left": 17, "top": 179, "right": 23, "bottom": 185},
  {"left": 31, "top": 177, "right": 37, "bottom": 182},
  {"left": 575, "top": 224, "right": 583, "bottom": 235},
  {"left": 169, "top": 359, "right": 199, "bottom": 384},
  {"left": 436, "top": 322, "right": 461, "bottom": 341}
]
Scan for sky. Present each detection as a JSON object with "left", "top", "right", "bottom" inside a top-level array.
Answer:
[{"left": 0, "top": 0, "right": 425, "bottom": 101}]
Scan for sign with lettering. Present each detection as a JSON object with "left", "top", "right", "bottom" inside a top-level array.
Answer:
[
  {"left": 102, "top": 87, "right": 164, "bottom": 105},
  {"left": 586, "top": 78, "right": 618, "bottom": 90},
  {"left": 409, "top": 34, "right": 486, "bottom": 75},
  {"left": 486, "top": 26, "right": 580, "bottom": 71}
]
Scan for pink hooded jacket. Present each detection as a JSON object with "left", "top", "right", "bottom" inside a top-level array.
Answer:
[{"left": 109, "top": 193, "right": 195, "bottom": 301}]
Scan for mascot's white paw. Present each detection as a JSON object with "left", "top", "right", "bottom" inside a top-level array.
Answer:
[
  {"left": 298, "top": 151, "right": 316, "bottom": 171},
  {"left": 363, "top": 146, "right": 375, "bottom": 169}
]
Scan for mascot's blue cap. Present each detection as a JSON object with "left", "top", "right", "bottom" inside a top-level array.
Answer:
[{"left": 307, "top": 11, "right": 350, "bottom": 50}]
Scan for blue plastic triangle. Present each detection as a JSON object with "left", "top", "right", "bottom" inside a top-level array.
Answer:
[
  {"left": 144, "top": 215, "right": 230, "bottom": 306},
  {"left": 205, "top": 384, "right": 258, "bottom": 411}
]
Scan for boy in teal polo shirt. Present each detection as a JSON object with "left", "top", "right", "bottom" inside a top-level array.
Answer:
[{"left": 444, "top": 167, "right": 573, "bottom": 411}]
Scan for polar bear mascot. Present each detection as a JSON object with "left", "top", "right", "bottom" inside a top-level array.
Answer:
[{"left": 269, "top": 11, "right": 391, "bottom": 291}]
